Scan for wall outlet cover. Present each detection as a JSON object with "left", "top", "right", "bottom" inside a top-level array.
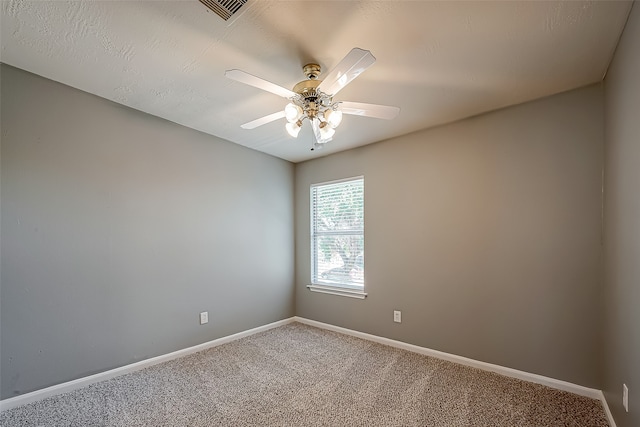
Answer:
[
  {"left": 200, "top": 311, "right": 209, "bottom": 325},
  {"left": 393, "top": 310, "right": 401, "bottom": 323},
  {"left": 623, "top": 383, "right": 629, "bottom": 412}
]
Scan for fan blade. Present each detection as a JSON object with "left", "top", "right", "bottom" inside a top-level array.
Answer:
[
  {"left": 317, "top": 48, "right": 376, "bottom": 97},
  {"left": 340, "top": 101, "right": 400, "bottom": 120},
  {"left": 225, "top": 69, "right": 297, "bottom": 99},
  {"left": 240, "top": 111, "right": 286, "bottom": 129}
]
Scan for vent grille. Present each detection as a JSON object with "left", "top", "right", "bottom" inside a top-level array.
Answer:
[{"left": 199, "top": 0, "right": 248, "bottom": 21}]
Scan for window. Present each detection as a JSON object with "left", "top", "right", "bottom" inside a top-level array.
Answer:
[{"left": 309, "top": 177, "right": 365, "bottom": 298}]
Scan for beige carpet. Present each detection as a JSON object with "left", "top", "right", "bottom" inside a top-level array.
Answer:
[{"left": 1, "top": 322, "right": 609, "bottom": 426}]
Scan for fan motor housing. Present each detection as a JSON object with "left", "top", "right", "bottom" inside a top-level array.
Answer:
[{"left": 292, "top": 79, "right": 322, "bottom": 101}]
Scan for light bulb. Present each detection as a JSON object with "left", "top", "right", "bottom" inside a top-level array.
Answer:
[
  {"left": 324, "top": 109, "right": 343, "bottom": 128},
  {"left": 284, "top": 103, "right": 303, "bottom": 123},
  {"left": 286, "top": 121, "right": 301, "bottom": 138}
]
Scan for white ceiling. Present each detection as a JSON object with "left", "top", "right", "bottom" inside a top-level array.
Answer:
[{"left": 1, "top": 1, "right": 633, "bottom": 163}]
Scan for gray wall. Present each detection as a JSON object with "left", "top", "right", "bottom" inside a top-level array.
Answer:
[
  {"left": 0, "top": 64, "right": 295, "bottom": 399},
  {"left": 5, "top": 20, "right": 638, "bottom": 407},
  {"left": 603, "top": 3, "right": 640, "bottom": 426},
  {"left": 295, "top": 85, "right": 604, "bottom": 388}
]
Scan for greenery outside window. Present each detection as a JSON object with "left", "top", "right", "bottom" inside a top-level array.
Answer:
[{"left": 309, "top": 177, "right": 365, "bottom": 298}]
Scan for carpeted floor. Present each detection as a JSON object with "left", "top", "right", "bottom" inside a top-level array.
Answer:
[{"left": 1, "top": 322, "right": 609, "bottom": 426}]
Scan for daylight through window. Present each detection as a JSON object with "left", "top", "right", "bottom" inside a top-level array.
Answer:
[{"left": 311, "top": 177, "right": 364, "bottom": 290}]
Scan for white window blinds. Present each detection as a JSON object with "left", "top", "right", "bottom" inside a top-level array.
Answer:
[{"left": 311, "top": 177, "right": 364, "bottom": 289}]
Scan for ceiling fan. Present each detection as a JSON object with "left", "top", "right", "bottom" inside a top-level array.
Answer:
[{"left": 225, "top": 48, "right": 400, "bottom": 149}]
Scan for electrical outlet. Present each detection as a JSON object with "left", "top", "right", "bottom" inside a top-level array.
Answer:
[
  {"left": 623, "top": 384, "right": 629, "bottom": 412},
  {"left": 199, "top": 311, "right": 209, "bottom": 325},
  {"left": 393, "top": 310, "right": 401, "bottom": 323}
]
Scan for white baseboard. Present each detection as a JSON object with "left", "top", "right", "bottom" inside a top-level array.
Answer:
[
  {"left": 294, "top": 318, "right": 620, "bottom": 426},
  {"left": 2, "top": 315, "right": 617, "bottom": 427},
  {"left": 0, "top": 317, "right": 295, "bottom": 412},
  {"left": 293, "top": 317, "right": 604, "bottom": 401},
  {"left": 598, "top": 390, "right": 617, "bottom": 427}
]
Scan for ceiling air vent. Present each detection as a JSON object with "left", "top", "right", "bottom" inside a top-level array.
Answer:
[{"left": 199, "top": 0, "right": 248, "bottom": 21}]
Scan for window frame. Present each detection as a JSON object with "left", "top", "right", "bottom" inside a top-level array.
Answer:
[{"left": 308, "top": 176, "right": 367, "bottom": 299}]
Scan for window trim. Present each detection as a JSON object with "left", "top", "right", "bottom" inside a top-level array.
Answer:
[
  {"left": 307, "top": 284, "right": 367, "bottom": 299},
  {"left": 309, "top": 176, "right": 365, "bottom": 298}
]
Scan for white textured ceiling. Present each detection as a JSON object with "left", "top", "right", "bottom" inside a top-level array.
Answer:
[{"left": 0, "top": 0, "right": 633, "bottom": 163}]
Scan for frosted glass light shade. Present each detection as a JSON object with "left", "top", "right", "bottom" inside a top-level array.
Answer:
[
  {"left": 286, "top": 121, "right": 301, "bottom": 137},
  {"left": 324, "top": 109, "right": 343, "bottom": 128},
  {"left": 285, "top": 103, "right": 303, "bottom": 123},
  {"left": 319, "top": 124, "right": 335, "bottom": 140}
]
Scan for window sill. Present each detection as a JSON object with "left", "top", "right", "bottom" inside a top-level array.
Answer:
[{"left": 307, "top": 284, "right": 367, "bottom": 299}]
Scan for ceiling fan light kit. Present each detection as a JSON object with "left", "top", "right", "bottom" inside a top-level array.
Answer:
[
  {"left": 283, "top": 67, "right": 344, "bottom": 144},
  {"left": 225, "top": 48, "right": 400, "bottom": 149}
]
